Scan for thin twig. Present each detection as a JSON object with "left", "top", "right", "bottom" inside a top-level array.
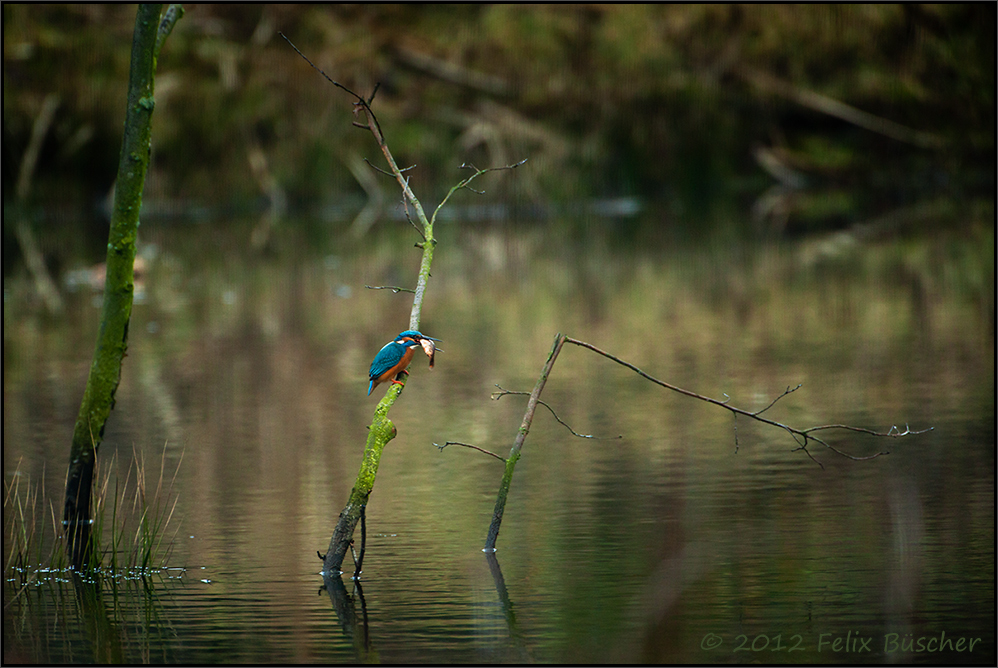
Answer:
[
  {"left": 802, "top": 423, "right": 932, "bottom": 437},
  {"left": 435, "top": 442, "right": 506, "bottom": 462},
  {"left": 399, "top": 182, "right": 427, "bottom": 240},
  {"left": 281, "top": 33, "right": 418, "bottom": 222},
  {"left": 430, "top": 159, "right": 527, "bottom": 227},
  {"left": 753, "top": 384, "right": 802, "bottom": 416},
  {"left": 363, "top": 157, "right": 416, "bottom": 178},
  {"left": 733, "top": 413, "right": 739, "bottom": 454},
  {"left": 364, "top": 285, "right": 415, "bottom": 294},
  {"left": 279, "top": 33, "right": 373, "bottom": 124},
  {"left": 795, "top": 441, "right": 824, "bottom": 467},
  {"left": 363, "top": 159, "right": 395, "bottom": 178},
  {"left": 491, "top": 385, "right": 621, "bottom": 439}
]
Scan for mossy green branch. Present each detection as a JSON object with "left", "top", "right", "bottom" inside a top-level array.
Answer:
[
  {"left": 322, "top": 385, "right": 401, "bottom": 574},
  {"left": 322, "top": 227, "right": 433, "bottom": 573},
  {"left": 322, "top": 228, "right": 430, "bottom": 574},
  {"left": 63, "top": 3, "right": 179, "bottom": 569},
  {"left": 409, "top": 237, "right": 435, "bottom": 331}
]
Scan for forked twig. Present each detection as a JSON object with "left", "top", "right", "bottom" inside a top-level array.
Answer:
[
  {"left": 753, "top": 384, "right": 802, "bottom": 416},
  {"left": 431, "top": 159, "right": 527, "bottom": 227}
]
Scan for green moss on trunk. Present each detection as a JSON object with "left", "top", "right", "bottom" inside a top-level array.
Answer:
[
  {"left": 63, "top": 3, "right": 182, "bottom": 569},
  {"left": 323, "top": 386, "right": 402, "bottom": 574}
]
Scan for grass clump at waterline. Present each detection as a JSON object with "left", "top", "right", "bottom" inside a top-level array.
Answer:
[{"left": 4, "top": 447, "right": 183, "bottom": 590}]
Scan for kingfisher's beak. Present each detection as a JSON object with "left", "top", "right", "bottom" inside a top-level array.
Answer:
[{"left": 419, "top": 335, "right": 441, "bottom": 342}]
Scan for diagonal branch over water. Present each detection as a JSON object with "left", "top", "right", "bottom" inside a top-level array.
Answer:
[{"left": 561, "top": 336, "right": 931, "bottom": 467}]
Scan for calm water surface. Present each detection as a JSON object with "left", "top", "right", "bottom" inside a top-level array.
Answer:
[{"left": 4, "top": 216, "right": 994, "bottom": 664}]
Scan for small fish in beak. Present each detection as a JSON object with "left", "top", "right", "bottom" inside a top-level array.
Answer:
[{"left": 419, "top": 338, "right": 438, "bottom": 368}]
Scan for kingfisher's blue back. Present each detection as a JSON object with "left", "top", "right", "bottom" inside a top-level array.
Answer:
[{"left": 368, "top": 340, "right": 413, "bottom": 393}]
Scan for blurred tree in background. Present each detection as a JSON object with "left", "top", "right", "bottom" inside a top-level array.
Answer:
[{"left": 3, "top": 4, "right": 994, "bottom": 257}]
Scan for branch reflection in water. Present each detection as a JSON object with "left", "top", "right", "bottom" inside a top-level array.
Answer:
[
  {"left": 321, "top": 551, "right": 531, "bottom": 663},
  {"left": 322, "top": 574, "right": 376, "bottom": 663}
]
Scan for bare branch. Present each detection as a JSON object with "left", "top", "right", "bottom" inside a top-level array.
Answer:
[
  {"left": 806, "top": 435, "right": 886, "bottom": 461},
  {"left": 492, "top": 384, "right": 621, "bottom": 439},
  {"left": 364, "top": 285, "right": 415, "bottom": 294},
  {"left": 362, "top": 158, "right": 394, "bottom": 178},
  {"left": 793, "top": 438, "right": 825, "bottom": 468},
  {"left": 484, "top": 333, "right": 567, "bottom": 551},
  {"left": 562, "top": 336, "right": 926, "bottom": 466},
  {"left": 281, "top": 32, "right": 426, "bottom": 231},
  {"left": 435, "top": 441, "right": 506, "bottom": 462},
  {"left": 279, "top": 33, "right": 369, "bottom": 107}
]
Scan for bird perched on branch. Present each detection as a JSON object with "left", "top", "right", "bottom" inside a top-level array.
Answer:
[{"left": 368, "top": 330, "right": 440, "bottom": 396}]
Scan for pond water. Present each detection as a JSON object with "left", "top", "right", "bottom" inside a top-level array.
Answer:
[{"left": 4, "top": 214, "right": 995, "bottom": 664}]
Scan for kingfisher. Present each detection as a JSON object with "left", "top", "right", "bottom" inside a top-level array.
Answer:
[{"left": 367, "top": 330, "right": 440, "bottom": 396}]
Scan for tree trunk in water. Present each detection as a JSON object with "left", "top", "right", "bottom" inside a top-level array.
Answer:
[{"left": 62, "top": 3, "right": 181, "bottom": 569}]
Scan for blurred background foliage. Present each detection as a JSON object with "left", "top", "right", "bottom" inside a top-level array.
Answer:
[{"left": 2, "top": 4, "right": 995, "bottom": 259}]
